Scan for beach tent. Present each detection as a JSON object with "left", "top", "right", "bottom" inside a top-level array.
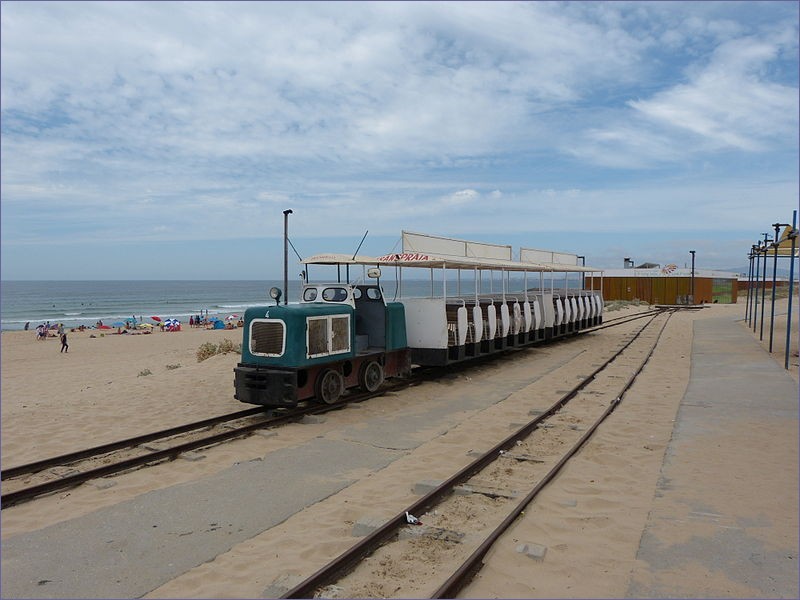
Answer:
[{"left": 213, "top": 320, "right": 226, "bottom": 329}]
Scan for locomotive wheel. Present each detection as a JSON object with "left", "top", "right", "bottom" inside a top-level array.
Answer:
[
  {"left": 359, "top": 360, "right": 384, "bottom": 393},
  {"left": 315, "top": 369, "right": 344, "bottom": 404}
]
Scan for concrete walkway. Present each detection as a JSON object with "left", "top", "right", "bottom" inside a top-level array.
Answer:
[{"left": 628, "top": 316, "right": 799, "bottom": 598}]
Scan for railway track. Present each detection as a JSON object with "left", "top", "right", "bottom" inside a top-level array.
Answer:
[
  {"left": 277, "top": 309, "right": 672, "bottom": 598},
  {"left": 0, "top": 376, "right": 421, "bottom": 509},
  {"left": 0, "top": 308, "right": 658, "bottom": 510}
]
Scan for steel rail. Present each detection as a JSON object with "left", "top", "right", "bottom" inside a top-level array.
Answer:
[
  {"left": 280, "top": 310, "right": 666, "bottom": 599},
  {"left": 0, "top": 378, "right": 418, "bottom": 509},
  {"left": 585, "top": 309, "right": 659, "bottom": 332},
  {"left": 432, "top": 311, "right": 673, "bottom": 598},
  {"left": 1, "top": 407, "right": 267, "bottom": 480},
  {"left": 1, "top": 407, "right": 299, "bottom": 508}
]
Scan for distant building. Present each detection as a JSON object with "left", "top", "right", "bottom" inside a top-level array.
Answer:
[
  {"left": 736, "top": 276, "right": 790, "bottom": 292},
  {"left": 587, "top": 264, "right": 739, "bottom": 305}
]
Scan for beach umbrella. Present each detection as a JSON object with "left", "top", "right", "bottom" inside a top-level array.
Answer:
[
  {"left": 226, "top": 314, "right": 239, "bottom": 321},
  {"left": 137, "top": 323, "right": 153, "bottom": 329},
  {"left": 151, "top": 316, "right": 162, "bottom": 322},
  {"left": 112, "top": 321, "right": 126, "bottom": 327}
]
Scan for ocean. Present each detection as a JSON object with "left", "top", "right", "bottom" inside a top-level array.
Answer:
[
  {"left": 0, "top": 279, "right": 430, "bottom": 332},
  {"left": 0, "top": 280, "right": 299, "bottom": 332},
  {"left": 0, "top": 276, "right": 567, "bottom": 332}
]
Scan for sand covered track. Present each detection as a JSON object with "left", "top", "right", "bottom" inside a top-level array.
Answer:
[
  {"left": 0, "top": 378, "right": 419, "bottom": 508},
  {"left": 279, "top": 311, "right": 671, "bottom": 598},
  {"left": 2, "top": 313, "right": 654, "bottom": 510}
]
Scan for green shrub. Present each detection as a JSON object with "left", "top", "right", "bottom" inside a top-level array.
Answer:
[
  {"left": 138, "top": 368, "right": 152, "bottom": 377},
  {"left": 217, "top": 338, "right": 237, "bottom": 354},
  {"left": 196, "top": 342, "right": 218, "bottom": 362},
  {"left": 197, "top": 339, "right": 241, "bottom": 362},
  {"left": 166, "top": 363, "right": 181, "bottom": 370}
]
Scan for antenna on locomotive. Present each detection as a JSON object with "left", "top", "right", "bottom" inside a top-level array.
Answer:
[{"left": 348, "top": 230, "right": 368, "bottom": 283}]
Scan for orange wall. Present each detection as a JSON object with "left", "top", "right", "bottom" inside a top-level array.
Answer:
[{"left": 587, "top": 277, "right": 736, "bottom": 304}]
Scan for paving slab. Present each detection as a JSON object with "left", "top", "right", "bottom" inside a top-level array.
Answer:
[{"left": 627, "top": 317, "right": 799, "bottom": 598}]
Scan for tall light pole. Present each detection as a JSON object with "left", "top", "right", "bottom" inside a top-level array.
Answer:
[
  {"left": 745, "top": 246, "right": 755, "bottom": 324},
  {"left": 689, "top": 250, "right": 695, "bottom": 304},
  {"left": 769, "top": 222, "right": 790, "bottom": 352},
  {"left": 283, "top": 209, "right": 293, "bottom": 305},
  {"left": 759, "top": 232, "right": 771, "bottom": 340},
  {"left": 578, "top": 255, "right": 585, "bottom": 289},
  {"left": 752, "top": 241, "right": 762, "bottom": 332}
]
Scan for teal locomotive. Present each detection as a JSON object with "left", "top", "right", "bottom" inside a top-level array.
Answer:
[{"left": 234, "top": 281, "right": 411, "bottom": 407}]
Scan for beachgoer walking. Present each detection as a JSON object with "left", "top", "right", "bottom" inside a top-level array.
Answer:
[
  {"left": 60, "top": 332, "right": 68, "bottom": 353},
  {"left": 24, "top": 322, "right": 30, "bottom": 330},
  {"left": 189, "top": 316, "right": 194, "bottom": 327}
]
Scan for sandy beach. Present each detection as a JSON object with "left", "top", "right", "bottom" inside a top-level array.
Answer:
[{"left": 1, "top": 298, "right": 797, "bottom": 598}]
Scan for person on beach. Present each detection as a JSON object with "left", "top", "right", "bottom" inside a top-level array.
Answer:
[
  {"left": 24, "top": 322, "right": 30, "bottom": 331},
  {"left": 60, "top": 331, "right": 68, "bottom": 353}
]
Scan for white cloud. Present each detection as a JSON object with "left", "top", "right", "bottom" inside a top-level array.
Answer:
[
  {"left": 629, "top": 36, "right": 799, "bottom": 151},
  {"left": 441, "top": 189, "right": 480, "bottom": 206},
  {"left": 0, "top": 1, "right": 797, "bottom": 275}
]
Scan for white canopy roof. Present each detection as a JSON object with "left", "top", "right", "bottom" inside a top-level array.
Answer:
[
  {"left": 303, "top": 231, "right": 603, "bottom": 273},
  {"left": 303, "top": 252, "right": 601, "bottom": 273}
]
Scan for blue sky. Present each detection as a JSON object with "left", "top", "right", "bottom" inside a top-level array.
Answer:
[{"left": 1, "top": 1, "right": 798, "bottom": 280}]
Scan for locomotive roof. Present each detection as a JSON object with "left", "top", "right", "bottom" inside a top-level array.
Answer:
[{"left": 302, "top": 252, "right": 601, "bottom": 273}]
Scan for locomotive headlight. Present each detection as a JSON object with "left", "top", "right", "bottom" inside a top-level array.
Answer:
[{"left": 269, "top": 287, "right": 282, "bottom": 305}]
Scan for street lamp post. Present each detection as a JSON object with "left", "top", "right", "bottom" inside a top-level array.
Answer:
[
  {"left": 283, "top": 209, "right": 293, "bottom": 306},
  {"left": 769, "top": 222, "right": 791, "bottom": 352},
  {"left": 689, "top": 250, "right": 695, "bottom": 304},
  {"left": 759, "top": 232, "right": 771, "bottom": 340},
  {"left": 578, "top": 255, "right": 585, "bottom": 289},
  {"left": 745, "top": 246, "right": 755, "bottom": 324},
  {"left": 752, "top": 241, "right": 762, "bottom": 332}
]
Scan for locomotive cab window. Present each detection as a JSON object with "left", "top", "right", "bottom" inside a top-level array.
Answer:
[
  {"left": 322, "top": 287, "right": 348, "bottom": 302},
  {"left": 303, "top": 288, "right": 318, "bottom": 302},
  {"left": 250, "top": 319, "right": 286, "bottom": 357}
]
